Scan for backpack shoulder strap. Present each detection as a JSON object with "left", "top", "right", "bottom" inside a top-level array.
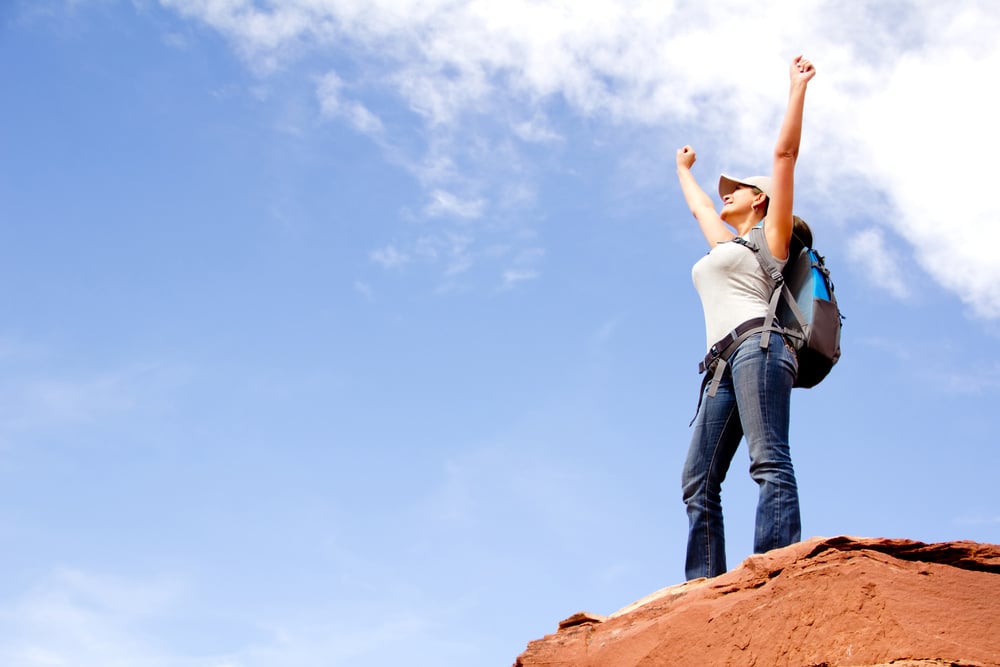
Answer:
[
  {"left": 741, "top": 225, "right": 784, "bottom": 349},
  {"left": 745, "top": 224, "right": 783, "bottom": 282}
]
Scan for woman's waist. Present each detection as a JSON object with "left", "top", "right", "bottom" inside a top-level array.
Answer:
[{"left": 701, "top": 301, "right": 772, "bottom": 352}]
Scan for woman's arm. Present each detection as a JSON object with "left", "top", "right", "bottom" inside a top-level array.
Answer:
[
  {"left": 766, "top": 55, "right": 815, "bottom": 260},
  {"left": 676, "top": 145, "right": 734, "bottom": 247}
]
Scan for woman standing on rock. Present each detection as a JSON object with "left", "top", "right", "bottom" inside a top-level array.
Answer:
[{"left": 674, "top": 55, "right": 816, "bottom": 580}]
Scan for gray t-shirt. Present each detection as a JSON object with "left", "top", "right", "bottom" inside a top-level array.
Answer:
[{"left": 692, "top": 237, "right": 785, "bottom": 352}]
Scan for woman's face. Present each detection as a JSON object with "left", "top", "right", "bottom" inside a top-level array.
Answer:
[{"left": 720, "top": 185, "right": 760, "bottom": 221}]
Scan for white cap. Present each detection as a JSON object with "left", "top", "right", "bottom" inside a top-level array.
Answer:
[{"left": 719, "top": 174, "right": 772, "bottom": 199}]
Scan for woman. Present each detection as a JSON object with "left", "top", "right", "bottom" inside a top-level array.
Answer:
[{"left": 675, "top": 55, "right": 816, "bottom": 580}]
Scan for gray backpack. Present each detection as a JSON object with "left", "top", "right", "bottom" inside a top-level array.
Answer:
[{"left": 743, "top": 224, "right": 842, "bottom": 388}]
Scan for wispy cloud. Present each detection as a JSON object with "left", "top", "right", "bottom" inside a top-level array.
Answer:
[
  {"left": 0, "top": 361, "right": 190, "bottom": 442},
  {"left": 499, "top": 246, "right": 544, "bottom": 290},
  {"left": 354, "top": 280, "right": 374, "bottom": 300},
  {"left": 916, "top": 361, "right": 1000, "bottom": 396},
  {"left": 512, "top": 114, "right": 563, "bottom": 143},
  {"left": 423, "top": 189, "right": 485, "bottom": 220},
  {"left": 848, "top": 228, "right": 911, "bottom": 300},
  {"left": 159, "top": 0, "right": 1000, "bottom": 316},
  {"left": 369, "top": 245, "right": 409, "bottom": 269},
  {"left": 0, "top": 568, "right": 184, "bottom": 667},
  {"left": 0, "top": 566, "right": 453, "bottom": 667},
  {"left": 316, "top": 71, "right": 384, "bottom": 136},
  {"left": 858, "top": 336, "right": 1000, "bottom": 396},
  {"left": 500, "top": 268, "right": 539, "bottom": 289},
  {"left": 841, "top": 5, "right": 1000, "bottom": 319}
]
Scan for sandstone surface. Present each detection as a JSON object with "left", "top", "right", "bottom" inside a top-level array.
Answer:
[{"left": 514, "top": 536, "right": 1000, "bottom": 667}]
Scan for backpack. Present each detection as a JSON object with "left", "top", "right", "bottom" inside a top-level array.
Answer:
[{"left": 745, "top": 224, "right": 842, "bottom": 388}]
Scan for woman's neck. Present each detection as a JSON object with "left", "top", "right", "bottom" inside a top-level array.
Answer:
[{"left": 732, "top": 212, "right": 765, "bottom": 238}]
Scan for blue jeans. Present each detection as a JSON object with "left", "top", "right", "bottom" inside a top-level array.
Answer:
[{"left": 681, "top": 333, "right": 801, "bottom": 580}]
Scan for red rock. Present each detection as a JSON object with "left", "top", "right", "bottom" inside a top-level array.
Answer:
[{"left": 514, "top": 536, "right": 1000, "bottom": 667}]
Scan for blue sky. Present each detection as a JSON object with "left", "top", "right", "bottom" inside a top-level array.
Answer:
[{"left": 2, "top": 1, "right": 999, "bottom": 665}]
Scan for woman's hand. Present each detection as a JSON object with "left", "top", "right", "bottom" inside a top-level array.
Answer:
[
  {"left": 676, "top": 145, "right": 697, "bottom": 170},
  {"left": 675, "top": 144, "right": 732, "bottom": 246},
  {"left": 790, "top": 55, "right": 816, "bottom": 85}
]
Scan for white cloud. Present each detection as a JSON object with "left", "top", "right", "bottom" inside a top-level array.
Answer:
[
  {"left": 916, "top": 360, "right": 1000, "bottom": 396},
  {"left": 159, "top": 0, "right": 1000, "bottom": 317},
  {"left": 847, "top": 228, "right": 911, "bottom": 300},
  {"left": 369, "top": 245, "right": 409, "bottom": 269},
  {"left": 844, "top": 10, "right": 1000, "bottom": 318},
  {"left": 444, "top": 256, "right": 473, "bottom": 277},
  {"left": 500, "top": 268, "right": 539, "bottom": 289},
  {"left": 423, "top": 189, "right": 485, "bottom": 220},
  {"left": 316, "top": 71, "right": 383, "bottom": 136},
  {"left": 512, "top": 114, "right": 562, "bottom": 143},
  {"left": 0, "top": 568, "right": 184, "bottom": 667},
  {"left": 353, "top": 280, "right": 374, "bottom": 300},
  {"left": 0, "top": 567, "right": 447, "bottom": 667},
  {"left": 0, "top": 362, "right": 189, "bottom": 442},
  {"left": 497, "top": 246, "right": 544, "bottom": 290}
]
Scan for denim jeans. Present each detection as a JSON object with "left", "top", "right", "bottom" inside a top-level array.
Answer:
[{"left": 681, "top": 332, "right": 801, "bottom": 580}]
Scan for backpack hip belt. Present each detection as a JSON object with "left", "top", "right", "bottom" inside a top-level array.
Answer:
[
  {"left": 698, "top": 316, "right": 769, "bottom": 375},
  {"left": 688, "top": 316, "right": 786, "bottom": 426},
  {"left": 698, "top": 316, "right": 786, "bottom": 399}
]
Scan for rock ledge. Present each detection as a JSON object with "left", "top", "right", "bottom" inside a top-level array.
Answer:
[{"left": 514, "top": 536, "right": 1000, "bottom": 667}]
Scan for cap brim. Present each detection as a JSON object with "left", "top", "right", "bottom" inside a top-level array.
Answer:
[
  {"left": 718, "top": 173, "right": 772, "bottom": 199},
  {"left": 718, "top": 174, "right": 744, "bottom": 199}
]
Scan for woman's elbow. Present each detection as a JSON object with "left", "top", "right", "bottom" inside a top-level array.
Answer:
[{"left": 774, "top": 147, "right": 799, "bottom": 162}]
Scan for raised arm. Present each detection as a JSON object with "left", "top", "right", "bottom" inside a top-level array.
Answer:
[
  {"left": 676, "top": 145, "right": 734, "bottom": 247},
  {"left": 766, "top": 55, "right": 815, "bottom": 260}
]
